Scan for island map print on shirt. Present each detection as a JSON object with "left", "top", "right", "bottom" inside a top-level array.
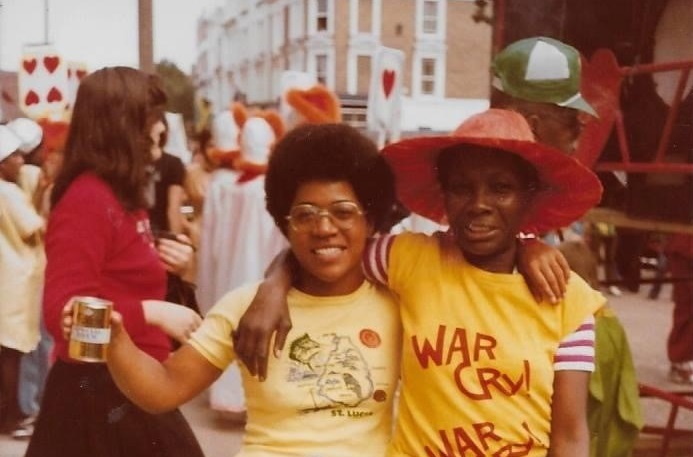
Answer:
[{"left": 288, "top": 332, "right": 376, "bottom": 412}]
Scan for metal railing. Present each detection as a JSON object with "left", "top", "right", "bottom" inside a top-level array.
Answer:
[{"left": 595, "top": 59, "right": 693, "bottom": 175}]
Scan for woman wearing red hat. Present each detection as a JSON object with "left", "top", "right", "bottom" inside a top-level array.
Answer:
[
  {"left": 368, "top": 108, "right": 604, "bottom": 456},
  {"left": 235, "top": 109, "right": 605, "bottom": 456}
]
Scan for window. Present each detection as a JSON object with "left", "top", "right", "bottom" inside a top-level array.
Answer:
[
  {"left": 421, "top": 57, "right": 436, "bottom": 95},
  {"left": 422, "top": 1, "right": 438, "bottom": 34},
  {"left": 342, "top": 107, "right": 368, "bottom": 130},
  {"left": 316, "top": 0, "right": 328, "bottom": 31},
  {"left": 316, "top": 54, "right": 328, "bottom": 85},
  {"left": 357, "top": 55, "right": 371, "bottom": 94},
  {"left": 358, "top": 0, "right": 373, "bottom": 33}
]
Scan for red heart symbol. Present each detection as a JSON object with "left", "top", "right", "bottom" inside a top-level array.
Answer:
[
  {"left": 382, "top": 69, "right": 395, "bottom": 98},
  {"left": 47, "top": 87, "right": 63, "bottom": 103},
  {"left": 574, "top": 49, "right": 623, "bottom": 168},
  {"left": 43, "top": 56, "right": 60, "bottom": 74},
  {"left": 25, "top": 90, "right": 40, "bottom": 106},
  {"left": 76, "top": 69, "right": 87, "bottom": 80},
  {"left": 23, "top": 58, "right": 37, "bottom": 75}
]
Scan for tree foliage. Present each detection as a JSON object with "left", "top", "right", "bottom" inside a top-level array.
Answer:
[{"left": 155, "top": 60, "right": 195, "bottom": 124}]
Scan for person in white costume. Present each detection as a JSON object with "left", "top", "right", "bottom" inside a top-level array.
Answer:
[{"left": 196, "top": 106, "right": 286, "bottom": 419}]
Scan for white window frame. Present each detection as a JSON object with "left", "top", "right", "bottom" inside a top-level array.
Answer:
[
  {"left": 416, "top": 0, "right": 445, "bottom": 38},
  {"left": 422, "top": 1, "right": 438, "bottom": 34},
  {"left": 308, "top": 49, "right": 335, "bottom": 87},
  {"left": 315, "top": 54, "right": 329, "bottom": 85},
  {"left": 413, "top": 54, "right": 445, "bottom": 98},
  {"left": 349, "top": 0, "right": 382, "bottom": 37},
  {"left": 420, "top": 57, "right": 436, "bottom": 95},
  {"left": 270, "top": 10, "right": 283, "bottom": 54},
  {"left": 309, "top": 0, "right": 334, "bottom": 35},
  {"left": 289, "top": 2, "right": 305, "bottom": 41},
  {"left": 346, "top": 51, "right": 373, "bottom": 95}
]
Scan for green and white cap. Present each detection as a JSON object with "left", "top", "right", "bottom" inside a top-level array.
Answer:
[{"left": 492, "top": 36, "right": 597, "bottom": 116}]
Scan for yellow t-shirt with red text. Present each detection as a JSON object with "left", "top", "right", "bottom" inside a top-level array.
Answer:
[{"left": 383, "top": 233, "right": 604, "bottom": 457}]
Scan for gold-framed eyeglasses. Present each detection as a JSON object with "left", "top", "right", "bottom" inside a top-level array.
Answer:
[{"left": 286, "top": 201, "right": 365, "bottom": 232}]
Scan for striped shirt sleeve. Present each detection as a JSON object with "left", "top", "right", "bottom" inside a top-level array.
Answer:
[
  {"left": 553, "top": 314, "right": 596, "bottom": 372},
  {"left": 363, "top": 233, "right": 396, "bottom": 286}
]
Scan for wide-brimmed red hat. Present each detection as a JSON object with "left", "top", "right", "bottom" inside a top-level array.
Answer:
[{"left": 381, "top": 109, "right": 602, "bottom": 233}]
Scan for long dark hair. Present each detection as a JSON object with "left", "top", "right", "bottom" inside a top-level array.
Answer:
[{"left": 51, "top": 66, "right": 167, "bottom": 211}]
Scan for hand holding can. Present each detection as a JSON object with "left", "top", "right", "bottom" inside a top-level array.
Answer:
[{"left": 68, "top": 296, "right": 113, "bottom": 362}]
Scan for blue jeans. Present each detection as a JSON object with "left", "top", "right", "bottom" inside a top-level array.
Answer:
[{"left": 18, "top": 318, "right": 53, "bottom": 417}]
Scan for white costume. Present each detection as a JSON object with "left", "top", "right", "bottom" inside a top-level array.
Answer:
[{"left": 196, "top": 113, "right": 286, "bottom": 414}]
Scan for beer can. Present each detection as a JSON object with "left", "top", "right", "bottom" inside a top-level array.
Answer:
[{"left": 68, "top": 296, "right": 113, "bottom": 362}]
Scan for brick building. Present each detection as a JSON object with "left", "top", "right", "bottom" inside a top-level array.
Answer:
[{"left": 193, "top": 0, "right": 493, "bottom": 132}]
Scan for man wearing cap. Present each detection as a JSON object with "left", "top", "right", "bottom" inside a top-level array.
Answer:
[
  {"left": 0, "top": 124, "right": 46, "bottom": 436},
  {"left": 491, "top": 37, "right": 617, "bottom": 293},
  {"left": 493, "top": 38, "right": 645, "bottom": 455},
  {"left": 491, "top": 36, "right": 596, "bottom": 155}
]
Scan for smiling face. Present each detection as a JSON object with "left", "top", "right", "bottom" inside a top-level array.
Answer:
[
  {"left": 287, "top": 180, "right": 373, "bottom": 296},
  {"left": 440, "top": 146, "right": 538, "bottom": 273}
]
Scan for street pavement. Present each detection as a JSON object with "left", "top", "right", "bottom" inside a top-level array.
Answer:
[{"left": 1, "top": 280, "right": 691, "bottom": 456}]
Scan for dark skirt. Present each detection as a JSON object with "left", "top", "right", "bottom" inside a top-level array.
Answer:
[{"left": 25, "top": 359, "right": 205, "bottom": 457}]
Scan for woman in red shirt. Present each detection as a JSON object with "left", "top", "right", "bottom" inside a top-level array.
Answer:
[{"left": 25, "top": 67, "right": 204, "bottom": 457}]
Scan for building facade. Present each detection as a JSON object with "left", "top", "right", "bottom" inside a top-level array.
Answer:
[{"left": 193, "top": 0, "right": 493, "bottom": 132}]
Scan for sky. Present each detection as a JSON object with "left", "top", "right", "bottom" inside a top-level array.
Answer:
[{"left": 0, "top": 0, "right": 224, "bottom": 73}]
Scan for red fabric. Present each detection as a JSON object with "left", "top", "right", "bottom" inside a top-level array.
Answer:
[
  {"left": 575, "top": 49, "right": 623, "bottom": 168},
  {"left": 666, "top": 234, "right": 693, "bottom": 258},
  {"left": 209, "top": 149, "right": 240, "bottom": 169},
  {"left": 235, "top": 162, "right": 267, "bottom": 184},
  {"left": 37, "top": 119, "right": 69, "bottom": 155},
  {"left": 382, "top": 110, "right": 603, "bottom": 233},
  {"left": 666, "top": 234, "right": 693, "bottom": 363},
  {"left": 667, "top": 254, "right": 693, "bottom": 362},
  {"left": 44, "top": 173, "right": 170, "bottom": 362}
]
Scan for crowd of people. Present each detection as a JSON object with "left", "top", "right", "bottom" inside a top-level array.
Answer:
[{"left": 0, "top": 33, "right": 689, "bottom": 457}]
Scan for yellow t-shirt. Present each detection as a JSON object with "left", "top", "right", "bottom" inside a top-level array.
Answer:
[
  {"left": 189, "top": 280, "right": 401, "bottom": 457},
  {"left": 383, "top": 233, "right": 605, "bottom": 457}
]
